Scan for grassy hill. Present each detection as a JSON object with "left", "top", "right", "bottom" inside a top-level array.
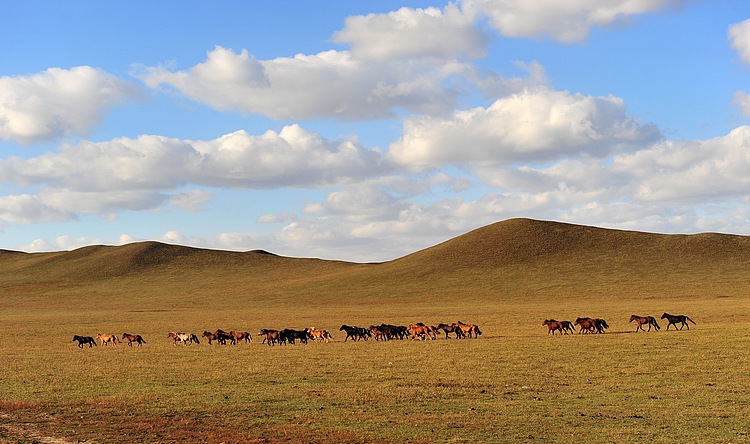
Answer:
[{"left": 3, "top": 218, "right": 750, "bottom": 306}]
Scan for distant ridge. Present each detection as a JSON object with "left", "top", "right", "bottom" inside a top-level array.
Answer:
[{"left": 3, "top": 219, "right": 750, "bottom": 300}]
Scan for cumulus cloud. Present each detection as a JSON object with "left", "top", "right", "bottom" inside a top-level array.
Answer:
[
  {"left": 462, "top": 0, "right": 688, "bottom": 42},
  {"left": 0, "top": 66, "right": 141, "bottom": 144},
  {"left": 0, "top": 125, "right": 389, "bottom": 223},
  {"left": 729, "top": 18, "right": 750, "bottom": 64},
  {"left": 139, "top": 46, "right": 466, "bottom": 120},
  {"left": 333, "top": 5, "right": 488, "bottom": 61},
  {"left": 389, "top": 88, "right": 661, "bottom": 168}
]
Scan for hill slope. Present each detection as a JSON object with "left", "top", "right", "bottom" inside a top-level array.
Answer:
[{"left": 2, "top": 218, "right": 750, "bottom": 303}]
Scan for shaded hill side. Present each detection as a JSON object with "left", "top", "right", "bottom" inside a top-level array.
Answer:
[
  {"left": 0, "top": 241, "right": 359, "bottom": 284},
  {"left": 3, "top": 218, "right": 750, "bottom": 302}
]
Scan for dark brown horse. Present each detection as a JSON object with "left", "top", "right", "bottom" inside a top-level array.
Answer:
[
  {"left": 122, "top": 333, "right": 146, "bottom": 347},
  {"left": 73, "top": 335, "right": 97, "bottom": 348},
  {"left": 661, "top": 313, "right": 696, "bottom": 330},
  {"left": 542, "top": 320, "right": 564, "bottom": 335},
  {"left": 629, "top": 315, "right": 660, "bottom": 332},
  {"left": 257, "top": 329, "right": 281, "bottom": 346}
]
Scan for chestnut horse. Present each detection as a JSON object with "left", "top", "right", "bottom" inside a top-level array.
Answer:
[
  {"left": 628, "top": 315, "right": 660, "bottom": 332},
  {"left": 542, "top": 320, "right": 563, "bottom": 335},
  {"left": 122, "top": 333, "right": 146, "bottom": 347}
]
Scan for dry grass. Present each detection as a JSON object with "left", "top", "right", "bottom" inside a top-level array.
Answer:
[{"left": 1, "top": 218, "right": 749, "bottom": 443}]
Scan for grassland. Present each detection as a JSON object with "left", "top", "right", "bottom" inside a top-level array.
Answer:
[{"left": 1, "top": 219, "right": 749, "bottom": 443}]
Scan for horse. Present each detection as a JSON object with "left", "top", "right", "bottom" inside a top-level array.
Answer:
[
  {"left": 307, "top": 327, "right": 333, "bottom": 343},
  {"left": 96, "top": 333, "right": 120, "bottom": 346},
  {"left": 229, "top": 330, "right": 253, "bottom": 344},
  {"left": 280, "top": 328, "right": 309, "bottom": 345},
  {"left": 368, "top": 325, "right": 389, "bottom": 341},
  {"left": 408, "top": 323, "right": 434, "bottom": 340},
  {"left": 257, "top": 329, "right": 281, "bottom": 346},
  {"left": 122, "top": 333, "right": 146, "bottom": 347},
  {"left": 72, "top": 335, "right": 97, "bottom": 348},
  {"left": 202, "top": 330, "right": 229, "bottom": 345},
  {"left": 167, "top": 332, "right": 199, "bottom": 345},
  {"left": 340, "top": 325, "right": 370, "bottom": 342},
  {"left": 542, "top": 320, "right": 564, "bottom": 335},
  {"left": 661, "top": 313, "right": 696, "bottom": 331},
  {"left": 456, "top": 321, "right": 482, "bottom": 338},
  {"left": 629, "top": 315, "right": 661, "bottom": 332},
  {"left": 436, "top": 322, "right": 462, "bottom": 339}
]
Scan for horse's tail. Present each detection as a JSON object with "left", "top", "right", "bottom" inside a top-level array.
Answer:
[{"left": 686, "top": 317, "right": 696, "bottom": 324}]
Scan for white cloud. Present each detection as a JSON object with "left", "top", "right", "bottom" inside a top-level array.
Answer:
[
  {"left": 333, "top": 5, "right": 488, "bottom": 61},
  {"left": 139, "top": 46, "right": 465, "bottom": 120},
  {"left": 0, "top": 125, "right": 389, "bottom": 223},
  {"left": 0, "top": 66, "right": 141, "bottom": 144},
  {"left": 389, "top": 88, "right": 660, "bottom": 168},
  {"left": 729, "top": 18, "right": 750, "bottom": 64},
  {"left": 733, "top": 90, "right": 750, "bottom": 118},
  {"left": 463, "top": 0, "right": 688, "bottom": 42}
]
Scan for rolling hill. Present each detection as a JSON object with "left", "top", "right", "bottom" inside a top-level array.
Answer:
[{"left": 2, "top": 218, "right": 750, "bottom": 303}]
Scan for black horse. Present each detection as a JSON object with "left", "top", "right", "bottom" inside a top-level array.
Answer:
[{"left": 72, "top": 335, "right": 97, "bottom": 348}]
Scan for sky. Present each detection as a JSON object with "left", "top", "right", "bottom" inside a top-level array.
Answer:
[{"left": 1, "top": 1, "right": 750, "bottom": 262}]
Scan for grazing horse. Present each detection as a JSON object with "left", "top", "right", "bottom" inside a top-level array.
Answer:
[
  {"left": 629, "top": 315, "right": 660, "bottom": 332},
  {"left": 661, "top": 313, "right": 696, "bottom": 331},
  {"left": 72, "top": 335, "right": 97, "bottom": 348},
  {"left": 96, "top": 333, "right": 120, "bottom": 346},
  {"left": 122, "top": 333, "right": 146, "bottom": 347},
  {"left": 340, "top": 325, "right": 370, "bottom": 342},
  {"left": 542, "top": 320, "right": 564, "bottom": 335}
]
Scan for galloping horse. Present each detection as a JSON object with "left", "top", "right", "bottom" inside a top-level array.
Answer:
[
  {"left": 339, "top": 325, "right": 369, "bottom": 342},
  {"left": 574, "top": 317, "right": 608, "bottom": 334},
  {"left": 168, "top": 332, "right": 199, "bottom": 345},
  {"left": 96, "top": 333, "right": 120, "bottom": 346},
  {"left": 661, "top": 313, "right": 696, "bottom": 331},
  {"left": 542, "top": 320, "right": 564, "bottom": 335},
  {"left": 229, "top": 331, "right": 253, "bottom": 344},
  {"left": 257, "top": 329, "right": 281, "bottom": 346},
  {"left": 456, "top": 321, "right": 482, "bottom": 338},
  {"left": 629, "top": 315, "right": 660, "bottom": 332},
  {"left": 122, "top": 333, "right": 146, "bottom": 347},
  {"left": 72, "top": 335, "right": 97, "bottom": 348}
]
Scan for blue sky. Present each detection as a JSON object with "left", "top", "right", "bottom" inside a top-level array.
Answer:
[{"left": 2, "top": 1, "right": 750, "bottom": 262}]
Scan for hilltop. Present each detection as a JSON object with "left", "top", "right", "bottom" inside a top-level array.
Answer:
[{"left": 2, "top": 218, "right": 750, "bottom": 303}]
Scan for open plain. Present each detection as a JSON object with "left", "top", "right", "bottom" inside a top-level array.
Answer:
[{"left": 1, "top": 219, "right": 748, "bottom": 443}]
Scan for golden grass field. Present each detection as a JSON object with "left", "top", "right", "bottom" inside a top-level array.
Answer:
[{"left": 1, "top": 218, "right": 748, "bottom": 443}]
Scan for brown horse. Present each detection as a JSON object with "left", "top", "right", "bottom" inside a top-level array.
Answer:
[
  {"left": 257, "top": 329, "right": 281, "bottom": 346},
  {"left": 229, "top": 330, "right": 253, "bottom": 344},
  {"left": 629, "top": 315, "right": 660, "bottom": 332},
  {"left": 73, "top": 335, "right": 97, "bottom": 348},
  {"left": 122, "top": 333, "right": 146, "bottom": 347},
  {"left": 542, "top": 320, "right": 564, "bottom": 335},
  {"left": 574, "top": 317, "right": 608, "bottom": 334},
  {"left": 456, "top": 321, "right": 482, "bottom": 338},
  {"left": 661, "top": 313, "right": 696, "bottom": 331}
]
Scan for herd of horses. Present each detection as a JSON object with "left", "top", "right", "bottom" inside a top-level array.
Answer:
[
  {"left": 71, "top": 314, "right": 696, "bottom": 348},
  {"left": 71, "top": 321, "right": 482, "bottom": 348},
  {"left": 542, "top": 313, "right": 696, "bottom": 335}
]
